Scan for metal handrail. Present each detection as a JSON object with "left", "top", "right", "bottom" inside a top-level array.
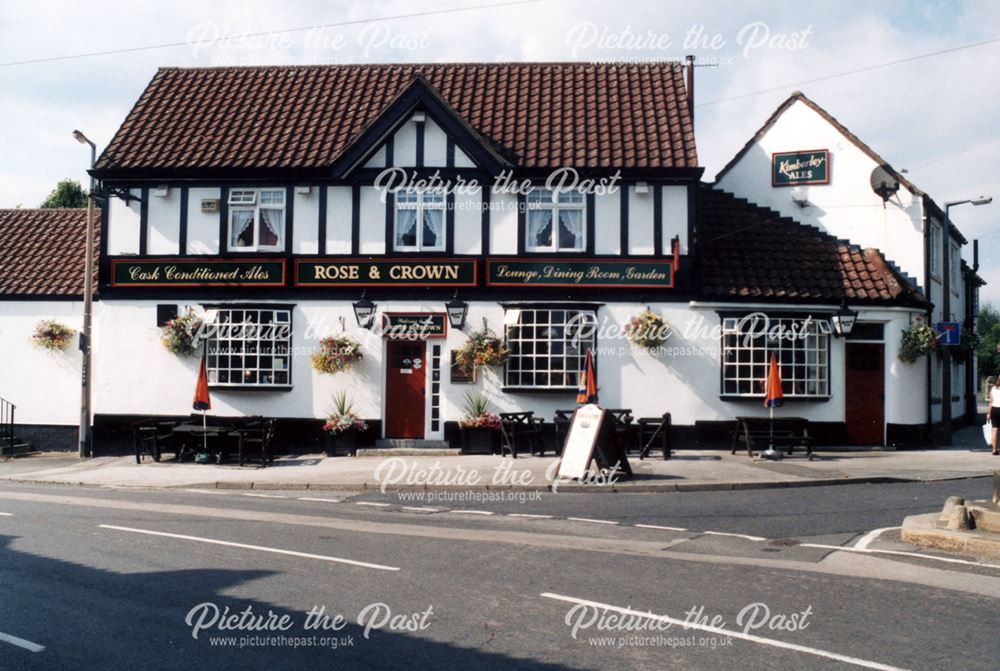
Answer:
[{"left": 0, "top": 397, "right": 15, "bottom": 454}]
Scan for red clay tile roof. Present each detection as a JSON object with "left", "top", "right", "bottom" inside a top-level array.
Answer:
[
  {"left": 0, "top": 209, "right": 98, "bottom": 297},
  {"left": 94, "top": 63, "right": 697, "bottom": 174},
  {"left": 696, "top": 187, "right": 926, "bottom": 306}
]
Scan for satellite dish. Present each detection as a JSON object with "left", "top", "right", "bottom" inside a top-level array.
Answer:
[{"left": 870, "top": 165, "right": 900, "bottom": 202}]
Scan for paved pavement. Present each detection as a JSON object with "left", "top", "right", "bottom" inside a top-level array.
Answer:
[{"left": 2, "top": 424, "right": 997, "bottom": 492}]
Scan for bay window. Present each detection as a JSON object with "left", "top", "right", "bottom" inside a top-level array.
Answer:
[
  {"left": 206, "top": 307, "right": 292, "bottom": 388},
  {"left": 721, "top": 314, "right": 831, "bottom": 398},
  {"left": 229, "top": 188, "right": 284, "bottom": 251},
  {"left": 395, "top": 190, "right": 445, "bottom": 251},
  {"left": 504, "top": 308, "right": 596, "bottom": 389},
  {"left": 526, "top": 188, "right": 585, "bottom": 252}
]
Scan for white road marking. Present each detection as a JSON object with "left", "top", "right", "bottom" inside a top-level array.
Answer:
[
  {"left": 539, "top": 592, "right": 908, "bottom": 671},
  {"left": 450, "top": 510, "right": 494, "bottom": 515},
  {"left": 0, "top": 512, "right": 13, "bottom": 517},
  {"left": 298, "top": 497, "right": 341, "bottom": 503},
  {"left": 635, "top": 523, "right": 687, "bottom": 532},
  {"left": 567, "top": 517, "right": 619, "bottom": 526},
  {"left": 702, "top": 530, "right": 767, "bottom": 542},
  {"left": 354, "top": 501, "right": 391, "bottom": 508},
  {"left": 0, "top": 631, "right": 45, "bottom": 653},
  {"left": 802, "top": 543, "right": 1000, "bottom": 569},
  {"left": 853, "top": 527, "right": 900, "bottom": 550},
  {"left": 401, "top": 506, "right": 440, "bottom": 512},
  {"left": 98, "top": 524, "right": 400, "bottom": 572},
  {"left": 182, "top": 489, "right": 228, "bottom": 495},
  {"left": 241, "top": 493, "right": 287, "bottom": 499},
  {"left": 508, "top": 513, "right": 554, "bottom": 519}
]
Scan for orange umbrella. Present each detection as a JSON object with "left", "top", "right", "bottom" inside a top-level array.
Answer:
[
  {"left": 763, "top": 353, "right": 784, "bottom": 408},
  {"left": 193, "top": 356, "right": 211, "bottom": 411},
  {"left": 576, "top": 349, "right": 598, "bottom": 404}
]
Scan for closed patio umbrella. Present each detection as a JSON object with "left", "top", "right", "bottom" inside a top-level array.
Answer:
[
  {"left": 576, "top": 349, "right": 598, "bottom": 405},
  {"left": 762, "top": 352, "right": 784, "bottom": 458},
  {"left": 193, "top": 353, "right": 211, "bottom": 452}
]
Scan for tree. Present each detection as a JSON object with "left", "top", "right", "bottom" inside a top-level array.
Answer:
[
  {"left": 976, "top": 303, "right": 1000, "bottom": 390},
  {"left": 40, "top": 179, "right": 88, "bottom": 208}
]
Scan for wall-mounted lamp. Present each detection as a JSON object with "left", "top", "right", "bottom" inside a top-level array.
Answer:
[
  {"left": 445, "top": 292, "right": 469, "bottom": 330},
  {"left": 352, "top": 291, "right": 377, "bottom": 329},
  {"left": 831, "top": 299, "right": 858, "bottom": 338}
]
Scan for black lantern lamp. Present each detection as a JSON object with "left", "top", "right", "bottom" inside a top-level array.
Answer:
[
  {"left": 352, "top": 291, "right": 377, "bottom": 329},
  {"left": 831, "top": 299, "right": 858, "bottom": 338},
  {"left": 446, "top": 291, "right": 469, "bottom": 330}
]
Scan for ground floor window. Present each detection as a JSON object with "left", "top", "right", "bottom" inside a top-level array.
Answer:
[
  {"left": 206, "top": 307, "right": 292, "bottom": 387},
  {"left": 504, "top": 308, "right": 596, "bottom": 390},
  {"left": 721, "top": 314, "right": 831, "bottom": 398}
]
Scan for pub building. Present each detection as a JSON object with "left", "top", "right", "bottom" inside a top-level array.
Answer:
[{"left": 0, "top": 63, "right": 983, "bottom": 453}]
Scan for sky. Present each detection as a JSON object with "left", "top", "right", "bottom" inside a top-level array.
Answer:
[{"left": 1, "top": 0, "right": 998, "bottom": 302}]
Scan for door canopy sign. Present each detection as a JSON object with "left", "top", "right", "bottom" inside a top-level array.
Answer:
[
  {"left": 382, "top": 313, "right": 448, "bottom": 339},
  {"left": 772, "top": 149, "right": 830, "bottom": 187}
]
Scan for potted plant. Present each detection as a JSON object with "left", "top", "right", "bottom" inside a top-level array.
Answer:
[
  {"left": 457, "top": 391, "right": 501, "bottom": 454},
  {"left": 311, "top": 334, "right": 364, "bottom": 374},
  {"left": 323, "top": 391, "right": 368, "bottom": 456},
  {"left": 160, "top": 310, "right": 204, "bottom": 356},
  {"left": 32, "top": 319, "right": 76, "bottom": 351},
  {"left": 624, "top": 309, "right": 670, "bottom": 351},
  {"left": 454, "top": 327, "right": 509, "bottom": 375},
  {"left": 898, "top": 323, "right": 938, "bottom": 363}
]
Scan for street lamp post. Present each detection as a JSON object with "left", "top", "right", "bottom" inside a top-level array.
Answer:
[
  {"left": 73, "top": 130, "right": 97, "bottom": 459},
  {"left": 940, "top": 196, "right": 991, "bottom": 443}
]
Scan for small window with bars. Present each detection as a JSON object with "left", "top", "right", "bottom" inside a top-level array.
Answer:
[
  {"left": 504, "top": 308, "right": 596, "bottom": 389},
  {"left": 206, "top": 308, "right": 292, "bottom": 388},
  {"left": 721, "top": 315, "right": 831, "bottom": 398}
]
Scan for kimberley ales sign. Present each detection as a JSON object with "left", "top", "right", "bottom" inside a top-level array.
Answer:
[
  {"left": 487, "top": 258, "right": 674, "bottom": 289},
  {"left": 772, "top": 149, "right": 830, "bottom": 186},
  {"left": 111, "top": 259, "right": 286, "bottom": 286},
  {"left": 296, "top": 258, "right": 477, "bottom": 287}
]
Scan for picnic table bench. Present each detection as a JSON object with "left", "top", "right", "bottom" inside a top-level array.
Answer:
[
  {"left": 731, "top": 416, "right": 813, "bottom": 459},
  {"left": 499, "top": 412, "right": 547, "bottom": 458}
]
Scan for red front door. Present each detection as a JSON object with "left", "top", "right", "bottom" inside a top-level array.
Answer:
[
  {"left": 845, "top": 343, "right": 885, "bottom": 445},
  {"left": 385, "top": 340, "right": 426, "bottom": 438}
]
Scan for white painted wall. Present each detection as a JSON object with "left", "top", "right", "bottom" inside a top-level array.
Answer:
[
  {"left": 453, "top": 190, "right": 482, "bottom": 254},
  {"left": 0, "top": 302, "right": 83, "bottom": 425},
  {"left": 186, "top": 188, "right": 220, "bottom": 254},
  {"left": 107, "top": 191, "right": 141, "bottom": 255},
  {"left": 326, "top": 186, "right": 353, "bottom": 254},
  {"left": 293, "top": 188, "right": 319, "bottom": 255},
  {"left": 146, "top": 189, "right": 180, "bottom": 254},
  {"left": 594, "top": 191, "right": 620, "bottom": 255},
  {"left": 423, "top": 118, "right": 448, "bottom": 166},
  {"left": 490, "top": 192, "right": 518, "bottom": 254},
  {"left": 628, "top": 187, "right": 654, "bottom": 255},
  {"left": 662, "top": 185, "right": 689, "bottom": 254},
  {"left": 716, "top": 99, "right": 926, "bottom": 286},
  {"left": 363, "top": 145, "right": 386, "bottom": 169},
  {"left": 358, "top": 187, "right": 386, "bottom": 254},
  {"left": 393, "top": 120, "right": 418, "bottom": 166}
]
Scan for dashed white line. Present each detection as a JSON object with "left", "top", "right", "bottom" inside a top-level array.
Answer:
[
  {"left": 635, "top": 523, "right": 688, "bottom": 532},
  {"left": 567, "top": 517, "right": 619, "bottom": 526},
  {"left": 241, "top": 493, "right": 288, "bottom": 499},
  {"left": 539, "top": 592, "right": 907, "bottom": 671},
  {"left": 298, "top": 497, "right": 341, "bottom": 503},
  {"left": 508, "top": 513, "right": 554, "bottom": 519},
  {"left": 401, "top": 506, "right": 441, "bottom": 513},
  {"left": 702, "top": 530, "right": 767, "bottom": 542},
  {"left": 0, "top": 512, "right": 13, "bottom": 517},
  {"left": 354, "top": 501, "right": 391, "bottom": 508},
  {"left": 182, "top": 488, "right": 228, "bottom": 495},
  {"left": 98, "top": 524, "right": 400, "bottom": 572},
  {"left": 853, "top": 527, "right": 900, "bottom": 550},
  {"left": 0, "top": 631, "right": 45, "bottom": 653},
  {"left": 450, "top": 510, "right": 494, "bottom": 515},
  {"left": 802, "top": 542, "right": 1000, "bottom": 569}
]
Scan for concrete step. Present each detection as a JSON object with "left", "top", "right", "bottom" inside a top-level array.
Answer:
[
  {"left": 360, "top": 439, "right": 459, "bottom": 457},
  {"left": 374, "top": 439, "right": 451, "bottom": 450}
]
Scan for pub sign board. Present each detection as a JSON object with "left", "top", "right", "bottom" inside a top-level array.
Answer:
[
  {"left": 771, "top": 149, "right": 830, "bottom": 187},
  {"left": 111, "top": 259, "right": 286, "bottom": 287},
  {"left": 296, "top": 258, "right": 477, "bottom": 287},
  {"left": 382, "top": 313, "right": 448, "bottom": 339},
  {"left": 487, "top": 258, "right": 674, "bottom": 289}
]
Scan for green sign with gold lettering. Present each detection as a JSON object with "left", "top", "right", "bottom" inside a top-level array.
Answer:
[
  {"left": 296, "top": 258, "right": 477, "bottom": 287},
  {"left": 487, "top": 258, "right": 674, "bottom": 288},
  {"left": 111, "top": 259, "right": 286, "bottom": 286},
  {"left": 772, "top": 149, "right": 830, "bottom": 186}
]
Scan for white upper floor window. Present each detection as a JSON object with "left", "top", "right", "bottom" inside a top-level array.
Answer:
[
  {"left": 526, "top": 189, "right": 585, "bottom": 252},
  {"left": 394, "top": 190, "right": 446, "bottom": 251},
  {"left": 229, "top": 188, "right": 285, "bottom": 251},
  {"left": 929, "top": 223, "right": 942, "bottom": 276},
  {"left": 950, "top": 243, "right": 961, "bottom": 292}
]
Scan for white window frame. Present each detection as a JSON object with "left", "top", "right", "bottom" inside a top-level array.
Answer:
[
  {"left": 950, "top": 243, "right": 961, "bottom": 295},
  {"left": 525, "top": 188, "right": 586, "bottom": 253},
  {"left": 228, "top": 188, "right": 285, "bottom": 252},
  {"left": 929, "top": 223, "right": 942, "bottom": 277},
  {"left": 503, "top": 308, "right": 596, "bottom": 390},
  {"left": 205, "top": 307, "right": 292, "bottom": 388},
  {"left": 721, "top": 315, "right": 831, "bottom": 398},
  {"left": 394, "top": 190, "right": 446, "bottom": 252}
]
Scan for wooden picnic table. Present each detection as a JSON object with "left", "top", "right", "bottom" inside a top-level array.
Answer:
[{"left": 731, "top": 416, "right": 813, "bottom": 459}]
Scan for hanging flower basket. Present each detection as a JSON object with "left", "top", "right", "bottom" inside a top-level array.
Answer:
[
  {"left": 311, "top": 334, "right": 364, "bottom": 374},
  {"left": 949, "top": 326, "right": 980, "bottom": 363},
  {"left": 454, "top": 328, "right": 509, "bottom": 374},
  {"left": 898, "top": 323, "right": 938, "bottom": 363},
  {"left": 160, "top": 310, "right": 204, "bottom": 356},
  {"left": 624, "top": 309, "right": 671, "bottom": 350},
  {"left": 32, "top": 320, "right": 75, "bottom": 351}
]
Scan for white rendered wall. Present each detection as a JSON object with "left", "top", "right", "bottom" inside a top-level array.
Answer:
[
  {"left": 490, "top": 193, "right": 518, "bottom": 253},
  {"left": 146, "top": 189, "right": 180, "bottom": 254},
  {"left": 453, "top": 190, "right": 482, "bottom": 254},
  {"left": 662, "top": 185, "right": 689, "bottom": 254},
  {"left": 186, "top": 188, "right": 220, "bottom": 254},
  {"left": 293, "top": 189, "right": 319, "bottom": 255},
  {"left": 326, "top": 186, "right": 353, "bottom": 254},
  {"left": 423, "top": 118, "right": 448, "bottom": 166},
  {"left": 627, "top": 187, "right": 654, "bottom": 255},
  {"left": 107, "top": 191, "right": 141, "bottom": 255},
  {"left": 358, "top": 187, "right": 387, "bottom": 254},
  {"left": 593, "top": 192, "right": 621, "bottom": 255}
]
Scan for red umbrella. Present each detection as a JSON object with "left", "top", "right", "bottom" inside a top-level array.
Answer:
[
  {"left": 193, "top": 355, "right": 211, "bottom": 452},
  {"left": 576, "top": 349, "right": 598, "bottom": 404}
]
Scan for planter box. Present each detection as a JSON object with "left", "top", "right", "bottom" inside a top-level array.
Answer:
[
  {"left": 325, "top": 430, "right": 358, "bottom": 457},
  {"left": 460, "top": 427, "right": 498, "bottom": 454}
]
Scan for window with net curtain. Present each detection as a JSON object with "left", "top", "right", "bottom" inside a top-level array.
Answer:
[
  {"left": 526, "top": 188, "right": 585, "bottom": 252},
  {"left": 228, "top": 188, "right": 284, "bottom": 251},
  {"left": 395, "top": 190, "right": 445, "bottom": 251}
]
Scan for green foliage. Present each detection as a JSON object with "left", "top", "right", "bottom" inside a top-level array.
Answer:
[
  {"left": 898, "top": 323, "right": 938, "bottom": 364},
  {"left": 40, "top": 179, "right": 88, "bottom": 208},
  {"left": 977, "top": 304, "right": 1000, "bottom": 382}
]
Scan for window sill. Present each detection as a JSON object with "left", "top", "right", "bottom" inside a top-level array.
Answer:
[
  {"left": 719, "top": 395, "right": 831, "bottom": 403},
  {"left": 501, "top": 387, "right": 578, "bottom": 394},
  {"left": 209, "top": 385, "right": 293, "bottom": 392}
]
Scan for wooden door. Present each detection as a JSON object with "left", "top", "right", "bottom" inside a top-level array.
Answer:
[
  {"left": 385, "top": 340, "right": 426, "bottom": 438},
  {"left": 845, "top": 343, "right": 885, "bottom": 445}
]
